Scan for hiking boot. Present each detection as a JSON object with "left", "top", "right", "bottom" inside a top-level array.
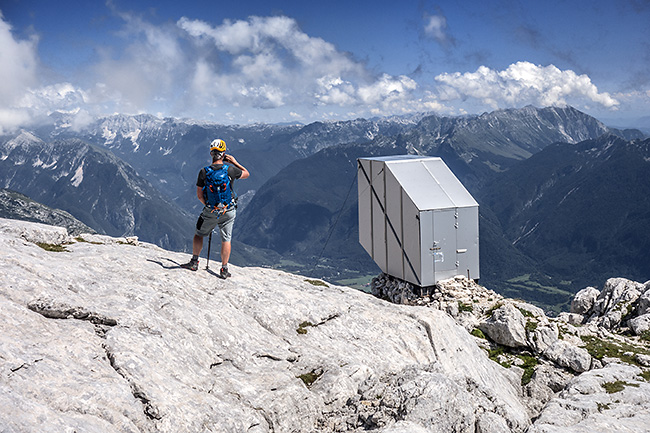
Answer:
[
  {"left": 220, "top": 266, "right": 231, "bottom": 279},
  {"left": 180, "top": 259, "right": 199, "bottom": 271}
]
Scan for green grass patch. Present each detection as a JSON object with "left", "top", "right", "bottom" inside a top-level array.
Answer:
[
  {"left": 334, "top": 275, "right": 374, "bottom": 291},
  {"left": 458, "top": 301, "right": 474, "bottom": 313},
  {"left": 298, "top": 369, "right": 323, "bottom": 388},
  {"left": 487, "top": 346, "right": 511, "bottom": 368},
  {"left": 525, "top": 320, "right": 538, "bottom": 333},
  {"left": 305, "top": 279, "right": 329, "bottom": 288},
  {"left": 297, "top": 321, "right": 314, "bottom": 335},
  {"left": 487, "top": 345, "right": 505, "bottom": 360},
  {"left": 471, "top": 328, "right": 486, "bottom": 339},
  {"left": 484, "top": 343, "right": 540, "bottom": 384},
  {"left": 486, "top": 303, "right": 504, "bottom": 318},
  {"left": 581, "top": 336, "right": 650, "bottom": 366},
  {"left": 36, "top": 242, "right": 68, "bottom": 252},
  {"left": 507, "top": 274, "right": 532, "bottom": 283},
  {"left": 639, "top": 371, "right": 650, "bottom": 381},
  {"left": 602, "top": 380, "right": 639, "bottom": 394},
  {"left": 74, "top": 236, "right": 102, "bottom": 245},
  {"left": 518, "top": 354, "right": 539, "bottom": 386},
  {"left": 640, "top": 331, "right": 650, "bottom": 342},
  {"left": 517, "top": 307, "right": 534, "bottom": 318}
]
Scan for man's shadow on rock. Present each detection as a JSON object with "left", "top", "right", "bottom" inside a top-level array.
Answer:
[
  {"left": 147, "top": 258, "right": 228, "bottom": 279},
  {"left": 147, "top": 258, "right": 182, "bottom": 269}
]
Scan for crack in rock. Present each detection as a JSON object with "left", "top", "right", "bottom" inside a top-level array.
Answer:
[
  {"left": 314, "top": 312, "right": 342, "bottom": 327},
  {"left": 103, "top": 344, "right": 162, "bottom": 422},
  {"left": 9, "top": 359, "right": 41, "bottom": 373},
  {"left": 28, "top": 298, "right": 118, "bottom": 326}
]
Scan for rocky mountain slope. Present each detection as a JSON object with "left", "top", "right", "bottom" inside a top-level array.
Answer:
[
  {"left": 0, "top": 188, "right": 94, "bottom": 235},
  {"left": 372, "top": 273, "right": 650, "bottom": 432},
  {"left": 0, "top": 132, "right": 193, "bottom": 251},
  {"left": 2, "top": 217, "right": 650, "bottom": 432},
  {"left": 479, "top": 135, "right": 650, "bottom": 290},
  {"left": 37, "top": 107, "right": 621, "bottom": 215}
]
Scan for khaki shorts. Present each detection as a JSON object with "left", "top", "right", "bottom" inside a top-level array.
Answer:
[{"left": 195, "top": 207, "right": 236, "bottom": 242}]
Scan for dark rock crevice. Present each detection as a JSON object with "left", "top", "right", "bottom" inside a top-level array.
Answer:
[
  {"left": 103, "top": 344, "right": 162, "bottom": 422},
  {"left": 27, "top": 298, "right": 118, "bottom": 326}
]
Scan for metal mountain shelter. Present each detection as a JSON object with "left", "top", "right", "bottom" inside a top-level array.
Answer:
[{"left": 357, "top": 155, "right": 479, "bottom": 287}]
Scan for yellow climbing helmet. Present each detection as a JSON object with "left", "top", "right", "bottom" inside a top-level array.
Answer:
[{"left": 210, "top": 139, "right": 226, "bottom": 152}]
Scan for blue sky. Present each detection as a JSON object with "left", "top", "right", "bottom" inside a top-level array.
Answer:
[{"left": 1, "top": 0, "right": 649, "bottom": 131}]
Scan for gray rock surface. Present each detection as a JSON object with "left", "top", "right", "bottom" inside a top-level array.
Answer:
[
  {"left": 5, "top": 219, "right": 650, "bottom": 433},
  {"left": 542, "top": 341, "right": 592, "bottom": 373},
  {"left": 0, "top": 218, "right": 529, "bottom": 433},
  {"left": 372, "top": 273, "right": 650, "bottom": 427},
  {"left": 629, "top": 313, "right": 650, "bottom": 335},
  {"left": 556, "top": 313, "right": 585, "bottom": 326},
  {"left": 529, "top": 323, "right": 559, "bottom": 354},
  {"left": 589, "top": 278, "right": 644, "bottom": 329},
  {"left": 479, "top": 303, "right": 528, "bottom": 348},
  {"left": 528, "top": 363, "right": 650, "bottom": 433},
  {"left": 636, "top": 289, "right": 650, "bottom": 316},
  {"left": 570, "top": 287, "right": 600, "bottom": 315},
  {"left": 523, "top": 363, "right": 573, "bottom": 417}
]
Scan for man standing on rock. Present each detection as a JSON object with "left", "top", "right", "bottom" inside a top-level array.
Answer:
[{"left": 181, "top": 139, "right": 249, "bottom": 278}]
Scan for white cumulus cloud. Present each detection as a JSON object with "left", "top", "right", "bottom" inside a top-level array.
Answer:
[
  {"left": 424, "top": 14, "right": 448, "bottom": 43},
  {"left": 435, "top": 62, "right": 619, "bottom": 110},
  {"left": 19, "top": 83, "right": 88, "bottom": 112},
  {"left": 0, "top": 13, "right": 39, "bottom": 132},
  {"left": 0, "top": 7, "right": 629, "bottom": 128},
  {"left": 92, "top": 12, "right": 186, "bottom": 112},
  {"left": 358, "top": 74, "right": 418, "bottom": 105},
  {"left": 176, "top": 15, "right": 442, "bottom": 118},
  {"left": 0, "top": 14, "right": 38, "bottom": 104},
  {"left": 177, "top": 15, "right": 371, "bottom": 111}
]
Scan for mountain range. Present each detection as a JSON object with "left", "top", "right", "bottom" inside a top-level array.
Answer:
[
  {"left": 38, "top": 112, "right": 421, "bottom": 215},
  {"left": 479, "top": 134, "right": 650, "bottom": 293},
  {"left": 0, "top": 131, "right": 193, "bottom": 251},
  {"left": 2, "top": 105, "right": 648, "bottom": 311}
]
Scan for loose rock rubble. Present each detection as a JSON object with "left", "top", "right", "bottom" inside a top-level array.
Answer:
[{"left": 372, "top": 272, "right": 650, "bottom": 426}]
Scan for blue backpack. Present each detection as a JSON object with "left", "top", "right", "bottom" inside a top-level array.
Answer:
[{"left": 203, "top": 164, "right": 234, "bottom": 212}]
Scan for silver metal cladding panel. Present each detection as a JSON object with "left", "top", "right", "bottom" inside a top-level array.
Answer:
[
  {"left": 358, "top": 158, "right": 373, "bottom": 258},
  {"left": 387, "top": 159, "right": 455, "bottom": 210},
  {"left": 419, "top": 210, "right": 435, "bottom": 286},
  {"left": 420, "top": 159, "right": 478, "bottom": 208},
  {"left": 385, "top": 167, "right": 404, "bottom": 280},
  {"left": 402, "top": 188, "right": 421, "bottom": 286},
  {"left": 433, "top": 209, "right": 459, "bottom": 281},
  {"left": 370, "top": 159, "right": 387, "bottom": 273}
]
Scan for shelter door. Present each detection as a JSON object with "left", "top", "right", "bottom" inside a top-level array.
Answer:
[{"left": 432, "top": 209, "right": 457, "bottom": 280}]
